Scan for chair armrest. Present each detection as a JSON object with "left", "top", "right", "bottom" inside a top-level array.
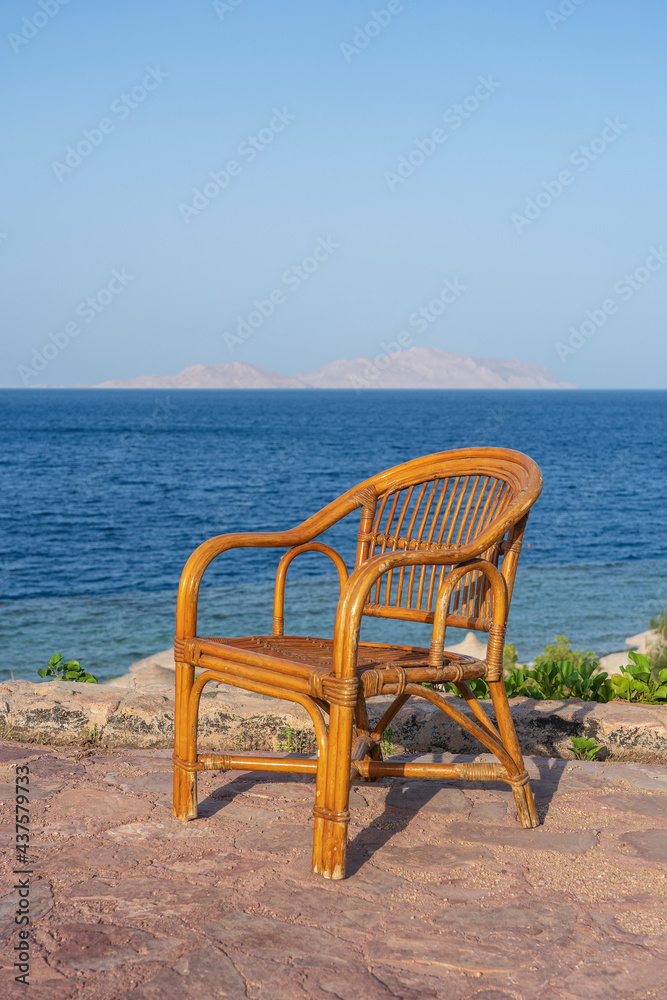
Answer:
[
  {"left": 176, "top": 484, "right": 371, "bottom": 639},
  {"left": 176, "top": 529, "right": 307, "bottom": 639},
  {"left": 429, "top": 559, "right": 508, "bottom": 680},
  {"left": 273, "top": 542, "right": 349, "bottom": 636},
  {"left": 331, "top": 546, "right": 507, "bottom": 677}
]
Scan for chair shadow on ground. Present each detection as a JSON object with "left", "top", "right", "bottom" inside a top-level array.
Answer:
[
  {"left": 195, "top": 747, "right": 570, "bottom": 877},
  {"left": 196, "top": 765, "right": 316, "bottom": 819}
]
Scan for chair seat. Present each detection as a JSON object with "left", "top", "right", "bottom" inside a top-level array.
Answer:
[{"left": 193, "top": 634, "right": 487, "bottom": 697}]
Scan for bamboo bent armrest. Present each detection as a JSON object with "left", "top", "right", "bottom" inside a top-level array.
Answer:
[
  {"left": 429, "top": 560, "right": 508, "bottom": 679},
  {"left": 273, "top": 543, "right": 349, "bottom": 636},
  {"left": 331, "top": 545, "right": 510, "bottom": 677},
  {"left": 176, "top": 529, "right": 306, "bottom": 639},
  {"left": 176, "top": 490, "right": 368, "bottom": 639}
]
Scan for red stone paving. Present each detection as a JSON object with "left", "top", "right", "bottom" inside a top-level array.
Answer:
[{"left": 1, "top": 743, "right": 666, "bottom": 999}]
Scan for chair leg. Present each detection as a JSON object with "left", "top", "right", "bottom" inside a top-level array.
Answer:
[
  {"left": 320, "top": 704, "right": 354, "bottom": 880},
  {"left": 354, "top": 694, "right": 382, "bottom": 782},
  {"left": 311, "top": 753, "right": 326, "bottom": 875},
  {"left": 488, "top": 678, "right": 539, "bottom": 829},
  {"left": 173, "top": 660, "right": 198, "bottom": 821},
  {"left": 510, "top": 775, "right": 539, "bottom": 829}
]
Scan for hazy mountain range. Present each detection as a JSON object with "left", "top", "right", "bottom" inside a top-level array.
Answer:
[{"left": 96, "top": 348, "right": 575, "bottom": 390}]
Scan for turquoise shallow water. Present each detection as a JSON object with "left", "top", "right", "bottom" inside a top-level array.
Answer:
[{"left": 1, "top": 388, "right": 665, "bottom": 682}]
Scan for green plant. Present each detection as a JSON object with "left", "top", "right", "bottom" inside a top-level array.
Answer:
[
  {"left": 38, "top": 653, "right": 98, "bottom": 683},
  {"left": 533, "top": 635, "right": 598, "bottom": 672},
  {"left": 461, "top": 677, "right": 489, "bottom": 699},
  {"left": 570, "top": 736, "right": 605, "bottom": 761},
  {"left": 447, "top": 659, "right": 611, "bottom": 703},
  {"left": 83, "top": 723, "right": 101, "bottom": 744},
  {"left": 278, "top": 725, "right": 294, "bottom": 751},
  {"left": 277, "top": 725, "right": 309, "bottom": 753},
  {"left": 431, "top": 636, "right": 667, "bottom": 706},
  {"left": 522, "top": 659, "right": 611, "bottom": 702},
  {"left": 380, "top": 726, "right": 395, "bottom": 757},
  {"left": 610, "top": 651, "right": 667, "bottom": 704}
]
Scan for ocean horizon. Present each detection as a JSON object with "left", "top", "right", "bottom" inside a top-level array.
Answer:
[{"left": 2, "top": 387, "right": 665, "bottom": 683}]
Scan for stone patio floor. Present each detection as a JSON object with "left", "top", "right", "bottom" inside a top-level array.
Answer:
[{"left": 1, "top": 742, "right": 666, "bottom": 1000}]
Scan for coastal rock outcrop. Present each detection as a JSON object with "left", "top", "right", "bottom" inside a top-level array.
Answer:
[{"left": 1, "top": 646, "right": 665, "bottom": 761}]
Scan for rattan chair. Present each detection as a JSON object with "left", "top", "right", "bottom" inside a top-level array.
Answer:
[{"left": 173, "top": 447, "right": 542, "bottom": 879}]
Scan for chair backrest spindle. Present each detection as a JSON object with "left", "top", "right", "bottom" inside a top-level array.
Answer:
[{"left": 351, "top": 449, "right": 541, "bottom": 633}]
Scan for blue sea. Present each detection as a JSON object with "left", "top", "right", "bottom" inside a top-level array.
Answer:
[{"left": 1, "top": 389, "right": 665, "bottom": 683}]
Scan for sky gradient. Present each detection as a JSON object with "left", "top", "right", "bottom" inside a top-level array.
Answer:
[{"left": 2, "top": 0, "right": 666, "bottom": 387}]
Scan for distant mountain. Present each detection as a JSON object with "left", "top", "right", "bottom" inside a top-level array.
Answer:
[
  {"left": 95, "top": 348, "right": 575, "bottom": 390},
  {"left": 96, "top": 361, "right": 302, "bottom": 389}
]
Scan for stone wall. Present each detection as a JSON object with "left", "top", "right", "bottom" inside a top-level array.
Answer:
[{"left": 1, "top": 670, "right": 665, "bottom": 762}]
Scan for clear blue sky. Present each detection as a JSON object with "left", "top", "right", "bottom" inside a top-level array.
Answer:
[{"left": 2, "top": 0, "right": 666, "bottom": 387}]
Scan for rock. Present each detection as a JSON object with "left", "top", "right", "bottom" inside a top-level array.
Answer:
[
  {"left": 626, "top": 629, "right": 661, "bottom": 656},
  {"left": 618, "top": 829, "right": 666, "bottom": 862},
  {"left": 0, "top": 779, "right": 63, "bottom": 800},
  {"left": 49, "top": 923, "right": 182, "bottom": 972},
  {"left": 104, "top": 819, "right": 212, "bottom": 841},
  {"left": 384, "top": 782, "right": 470, "bottom": 813},
  {"left": 599, "top": 628, "right": 664, "bottom": 675},
  {"left": 368, "top": 931, "right": 521, "bottom": 973},
  {"left": 207, "top": 911, "right": 354, "bottom": 967},
  {"left": 599, "top": 792, "right": 667, "bottom": 818},
  {"left": 0, "top": 680, "right": 121, "bottom": 745},
  {"left": 105, "top": 771, "right": 173, "bottom": 795},
  {"left": 2, "top": 741, "right": 667, "bottom": 999},
  {"left": 42, "top": 843, "right": 156, "bottom": 877},
  {"left": 200, "top": 798, "right": 282, "bottom": 824},
  {"left": 1, "top": 665, "right": 666, "bottom": 762},
  {"left": 50, "top": 786, "right": 153, "bottom": 825},
  {"left": 598, "top": 651, "right": 631, "bottom": 675},
  {"left": 0, "top": 880, "right": 53, "bottom": 939},
  {"left": 468, "top": 993, "right": 522, "bottom": 1000},
  {"left": 373, "top": 842, "right": 491, "bottom": 869},
  {"left": 237, "top": 822, "right": 312, "bottom": 852},
  {"left": 104, "top": 664, "right": 176, "bottom": 689},
  {"left": 102, "top": 693, "right": 176, "bottom": 745},
  {"left": 469, "top": 800, "right": 509, "bottom": 823},
  {"left": 0, "top": 744, "right": 40, "bottom": 763},
  {"left": 444, "top": 631, "right": 488, "bottom": 659},
  {"left": 65, "top": 877, "right": 231, "bottom": 907},
  {"left": 128, "top": 649, "right": 175, "bottom": 672},
  {"left": 445, "top": 821, "right": 598, "bottom": 854},
  {"left": 125, "top": 949, "right": 247, "bottom": 999},
  {"left": 435, "top": 901, "right": 578, "bottom": 946}
]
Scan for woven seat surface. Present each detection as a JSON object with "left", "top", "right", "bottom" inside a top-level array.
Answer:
[{"left": 195, "top": 634, "right": 485, "bottom": 678}]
